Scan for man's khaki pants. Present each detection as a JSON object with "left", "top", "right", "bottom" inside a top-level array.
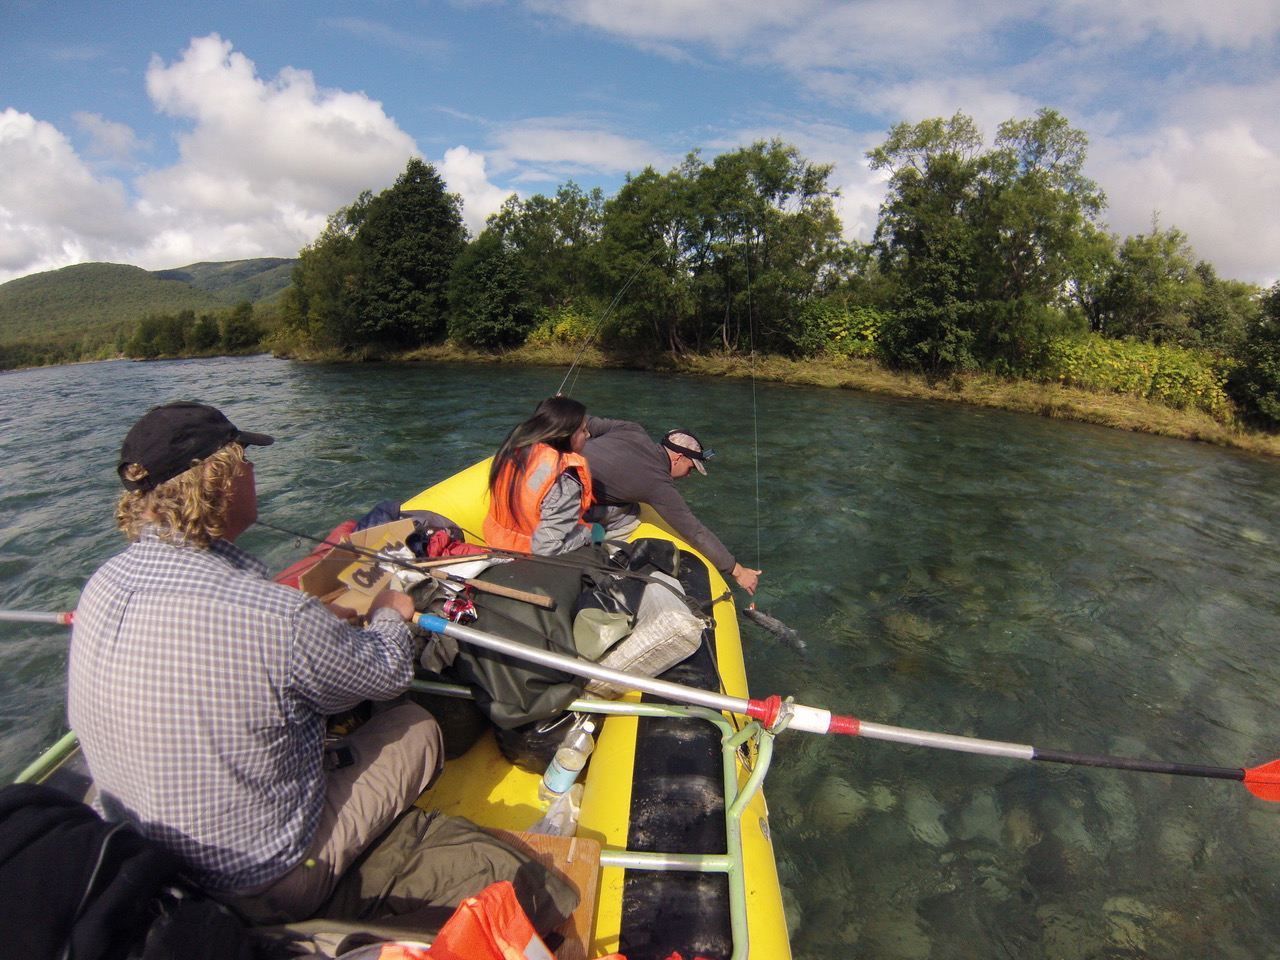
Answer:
[{"left": 229, "top": 702, "right": 443, "bottom": 924}]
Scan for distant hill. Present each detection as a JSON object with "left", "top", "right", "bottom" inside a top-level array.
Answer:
[
  {"left": 0, "top": 258, "right": 295, "bottom": 347},
  {"left": 154, "top": 258, "right": 296, "bottom": 305}
]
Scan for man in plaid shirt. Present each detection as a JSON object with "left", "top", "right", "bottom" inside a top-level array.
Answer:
[{"left": 68, "top": 402, "right": 442, "bottom": 923}]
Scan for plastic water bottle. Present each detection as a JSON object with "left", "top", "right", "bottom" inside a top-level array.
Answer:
[
  {"left": 537, "top": 719, "right": 596, "bottom": 803},
  {"left": 529, "top": 782, "right": 584, "bottom": 836}
]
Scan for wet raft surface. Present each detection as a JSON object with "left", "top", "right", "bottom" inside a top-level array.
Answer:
[{"left": 619, "top": 554, "right": 732, "bottom": 960}]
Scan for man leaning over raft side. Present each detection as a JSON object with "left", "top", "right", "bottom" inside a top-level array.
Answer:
[
  {"left": 582, "top": 416, "right": 762, "bottom": 595},
  {"left": 66, "top": 401, "right": 443, "bottom": 925}
]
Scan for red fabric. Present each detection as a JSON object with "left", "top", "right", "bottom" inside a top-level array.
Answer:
[
  {"left": 273, "top": 520, "right": 358, "bottom": 587},
  {"left": 424, "top": 880, "right": 553, "bottom": 960},
  {"left": 423, "top": 527, "right": 489, "bottom": 558},
  {"left": 378, "top": 946, "right": 431, "bottom": 959}
]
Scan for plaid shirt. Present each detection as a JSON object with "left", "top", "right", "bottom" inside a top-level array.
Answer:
[{"left": 67, "top": 530, "right": 414, "bottom": 891}]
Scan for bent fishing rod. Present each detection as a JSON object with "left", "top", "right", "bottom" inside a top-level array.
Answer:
[{"left": 9, "top": 602, "right": 1277, "bottom": 801}]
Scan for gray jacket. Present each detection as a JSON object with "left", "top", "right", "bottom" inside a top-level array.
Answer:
[{"left": 583, "top": 416, "right": 736, "bottom": 574}]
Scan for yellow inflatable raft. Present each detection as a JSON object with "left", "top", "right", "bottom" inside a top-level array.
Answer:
[{"left": 402, "top": 459, "right": 791, "bottom": 960}]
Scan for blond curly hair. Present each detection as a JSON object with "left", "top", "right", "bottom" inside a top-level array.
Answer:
[{"left": 116, "top": 443, "right": 245, "bottom": 548}]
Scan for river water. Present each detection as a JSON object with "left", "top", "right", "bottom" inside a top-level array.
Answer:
[{"left": 3, "top": 354, "right": 1280, "bottom": 958}]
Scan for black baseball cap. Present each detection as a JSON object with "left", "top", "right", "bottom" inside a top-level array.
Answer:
[{"left": 117, "top": 401, "right": 274, "bottom": 491}]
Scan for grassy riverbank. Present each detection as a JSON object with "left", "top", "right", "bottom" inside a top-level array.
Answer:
[{"left": 383, "top": 341, "right": 1280, "bottom": 458}]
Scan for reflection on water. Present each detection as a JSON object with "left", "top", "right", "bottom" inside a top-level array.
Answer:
[{"left": 4, "top": 356, "right": 1280, "bottom": 958}]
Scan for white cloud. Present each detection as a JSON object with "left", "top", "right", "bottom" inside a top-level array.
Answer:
[
  {"left": 72, "top": 112, "right": 149, "bottom": 163},
  {"left": 0, "top": 109, "right": 143, "bottom": 280},
  {"left": 141, "top": 34, "right": 417, "bottom": 218},
  {"left": 526, "top": 0, "right": 813, "bottom": 47},
  {"left": 490, "top": 119, "right": 665, "bottom": 180},
  {"left": 1050, "top": 0, "right": 1280, "bottom": 49},
  {"left": 0, "top": 34, "right": 429, "bottom": 281},
  {"left": 440, "top": 145, "right": 517, "bottom": 235},
  {"left": 1091, "top": 116, "right": 1280, "bottom": 286}
]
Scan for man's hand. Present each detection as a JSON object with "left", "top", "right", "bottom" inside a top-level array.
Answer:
[
  {"left": 731, "top": 563, "right": 761, "bottom": 595},
  {"left": 368, "top": 589, "right": 415, "bottom": 621}
]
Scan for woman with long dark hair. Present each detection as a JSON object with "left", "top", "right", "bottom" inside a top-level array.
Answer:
[{"left": 483, "top": 396, "right": 594, "bottom": 555}]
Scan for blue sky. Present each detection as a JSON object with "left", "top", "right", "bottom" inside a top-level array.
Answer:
[{"left": 2, "top": 0, "right": 1277, "bottom": 285}]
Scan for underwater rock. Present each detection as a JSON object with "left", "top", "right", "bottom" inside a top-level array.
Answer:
[
  {"left": 1036, "top": 903, "right": 1106, "bottom": 960},
  {"left": 1001, "top": 805, "right": 1042, "bottom": 854},
  {"left": 1103, "top": 895, "right": 1162, "bottom": 952},
  {"left": 860, "top": 907, "right": 932, "bottom": 960},
  {"left": 806, "top": 774, "right": 869, "bottom": 832},
  {"left": 1155, "top": 815, "right": 1203, "bottom": 868},
  {"left": 954, "top": 787, "right": 1002, "bottom": 843},
  {"left": 881, "top": 609, "right": 938, "bottom": 645},
  {"left": 903, "top": 784, "right": 948, "bottom": 847},
  {"left": 867, "top": 783, "right": 897, "bottom": 812},
  {"left": 1092, "top": 776, "right": 1139, "bottom": 847}
]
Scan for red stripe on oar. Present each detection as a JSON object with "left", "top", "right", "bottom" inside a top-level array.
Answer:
[
  {"left": 828, "top": 715, "right": 859, "bottom": 736},
  {"left": 745, "top": 695, "right": 782, "bottom": 727},
  {"left": 1243, "top": 759, "right": 1280, "bottom": 801}
]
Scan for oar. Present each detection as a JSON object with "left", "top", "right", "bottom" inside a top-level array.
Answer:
[
  {"left": 0, "top": 610, "right": 75, "bottom": 624},
  {"left": 415, "top": 613, "right": 1280, "bottom": 802},
  {"left": 256, "top": 521, "right": 555, "bottom": 610}
]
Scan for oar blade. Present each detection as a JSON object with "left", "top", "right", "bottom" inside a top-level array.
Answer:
[{"left": 1243, "top": 759, "right": 1280, "bottom": 802}]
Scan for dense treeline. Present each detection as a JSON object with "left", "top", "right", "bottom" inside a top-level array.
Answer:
[
  {"left": 121, "top": 301, "right": 266, "bottom": 359},
  {"left": 278, "top": 110, "right": 1280, "bottom": 429}
]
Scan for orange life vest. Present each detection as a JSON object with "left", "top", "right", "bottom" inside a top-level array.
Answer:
[{"left": 483, "top": 444, "right": 593, "bottom": 553}]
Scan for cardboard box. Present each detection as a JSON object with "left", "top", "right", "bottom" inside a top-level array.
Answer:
[{"left": 296, "top": 518, "right": 417, "bottom": 616}]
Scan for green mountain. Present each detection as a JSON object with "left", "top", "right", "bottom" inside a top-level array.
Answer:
[
  {"left": 0, "top": 258, "right": 295, "bottom": 347},
  {"left": 154, "top": 258, "right": 296, "bottom": 305}
]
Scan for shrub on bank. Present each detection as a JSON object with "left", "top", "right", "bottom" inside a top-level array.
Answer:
[
  {"left": 526, "top": 303, "right": 601, "bottom": 345},
  {"left": 1037, "top": 335, "right": 1232, "bottom": 417},
  {"left": 791, "top": 298, "right": 887, "bottom": 358}
]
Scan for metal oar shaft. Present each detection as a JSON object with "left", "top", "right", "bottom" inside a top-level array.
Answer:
[
  {"left": 417, "top": 614, "right": 752, "bottom": 716},
  {"left": 0, "top": 610, "right": 74, "bottom": 624},
  {"left": 855, "top": 720, "right": 1035, "bottom": 760},
  {"left": 856, "top": 722, "right": 1246, "bottom": 781}
]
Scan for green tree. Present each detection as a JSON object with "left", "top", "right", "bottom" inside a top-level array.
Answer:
[
  {"left": 447, "top": 228, "right": 536, "bottom": 348},
  {"left": 593, "top": 141, "right": 844, "bottom": 354},
  {"left": 490, "top": 182, "right": 603, "bottom": 310},
  {"left": 1095, "top": 225, "right": 1199, "bottom": 343},
  {"left": 279, "top": 194, "right": 370, "bottom": 348},
  {"left": 353, "top": 157, "right": 467, "bottom": 345},
  {"left": 1227, "top": 281, "right": 1280, "bottom": 427},
  {"left": 189, "top": 312, "right": 221, "bottom": 351},
  {"left": 222, "top": 301, "right": 262, "bottom": 351},
  {"left": 869, "top": 109, "right": 1103, "bottom": 373}
]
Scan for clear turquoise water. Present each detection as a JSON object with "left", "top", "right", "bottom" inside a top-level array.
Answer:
[{"left": 4, "top": 354, "right": 1280, "bottom": 958}]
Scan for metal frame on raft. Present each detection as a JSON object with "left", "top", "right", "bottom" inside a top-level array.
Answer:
[{"left": 413, "top": 677, "right": 777, "bottom": 960}]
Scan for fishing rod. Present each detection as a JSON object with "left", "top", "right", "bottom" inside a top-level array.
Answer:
[
  {"left": 254, "top": 520, "right": 556, "bottom": 610},
  {"left": 414, "top": 614, "right": 1280, "bottom": 803}
]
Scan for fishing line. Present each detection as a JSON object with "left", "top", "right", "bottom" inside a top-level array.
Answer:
[
  {"left": 557, "top": 248, "right": 659, "bottom": 397},
  {"left": 745, "top": 240, "right": 762, "bottom": 575}
]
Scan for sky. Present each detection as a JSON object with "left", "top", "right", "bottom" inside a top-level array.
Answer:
[{"left": 1, "top": 0, "right": 1278, "bottom": 287}]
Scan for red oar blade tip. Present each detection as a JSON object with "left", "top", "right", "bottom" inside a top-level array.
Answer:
[{"left": 1242, "top": 759, "right": 1280, "bottom": 802}]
